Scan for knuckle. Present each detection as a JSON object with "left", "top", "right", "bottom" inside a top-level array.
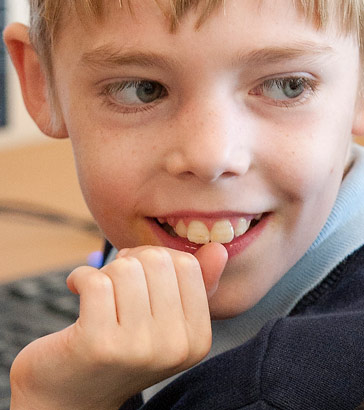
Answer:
[
  {"left": 103, "top": 256, "right": 143, "bottom": 277},
  {"left": 189, "top": 326, "right": 212, "bottom": 363},
  {"left": 160, "top": 328, "right": 190, "bottom": 368},
  {"left": 71, "top": 265, "right": 94, "bottom": 276},
  {"left": 169, "top": 340, "right": 190, "bottom": 367},
  {"left": 92, "top": 273, "right": 113, "bottom": 291},
  {"left": 68, "top": 265, "right": 97, "bottom": 283},
  {"left": 176, "top": 252, "right": 200, "bottom": 272},
  {"left": 80, "top": 270, "right": 113, "bottom": 293},
  {"left": 193, "top": 335, "right": 212, "bottom": 362},
  {"left": 140, "top": 247, "right": 172, "bottom": 266}
]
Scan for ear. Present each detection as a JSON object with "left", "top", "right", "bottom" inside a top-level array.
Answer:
[{"left": 3, "top": 23, "right": 68, "bottom": 138}]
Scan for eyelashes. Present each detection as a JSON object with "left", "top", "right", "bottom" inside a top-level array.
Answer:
[{"left": 99, "top": 75, "right": 319, "bottom": 114}]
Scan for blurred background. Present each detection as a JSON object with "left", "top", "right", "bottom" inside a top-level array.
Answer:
[{"left": 0, "top": 0, "right": 103, "bottom": 283}]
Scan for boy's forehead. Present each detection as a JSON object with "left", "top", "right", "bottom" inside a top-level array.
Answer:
[
  {"left": 61, "top": 1, "right": 339, "bottom": 44},
  {"left": 61, "top": 0, "right": 348, "bottom": 39},
  {"left": 63, "top": 1, "right": 289, "bottom": 39}
]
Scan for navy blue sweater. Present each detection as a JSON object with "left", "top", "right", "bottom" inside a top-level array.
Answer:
[{"left": 120, "top": 244, "right": 364, "bottom": 409}]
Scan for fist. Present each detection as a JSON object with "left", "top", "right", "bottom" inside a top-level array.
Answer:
[{"left": 10, "top": 243, "right": 227, "bottom": 410}]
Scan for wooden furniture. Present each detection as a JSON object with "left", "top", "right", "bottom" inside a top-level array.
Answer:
[{"left": 0, "top": 139, "right": 103, "bottom": 282}]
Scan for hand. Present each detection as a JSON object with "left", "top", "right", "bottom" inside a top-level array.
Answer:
[{"left": 10, "top": 243, "right": 227, "bottom": 410}]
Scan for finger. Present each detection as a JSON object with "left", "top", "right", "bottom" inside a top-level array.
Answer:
[
  {"left": 100, "top": 257, "right": 152, "bottom": 325},
  {"left": 170, "top": 252, "right": 215, "bottom": 364},
  {"left": 134, "top": 247, "right": 185, "bottom": 321},
  {"left": 194, "top": 242, "right": 228, "bottom": 298},
  {"left": 67, "top": 266, "right": 118, "bottom": 328},
  {"left": 172, "top": 251, "right": 209, "bottom": 321}
]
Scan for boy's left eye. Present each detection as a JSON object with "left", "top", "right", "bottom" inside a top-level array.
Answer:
[{"left": 250, "top": 76, "right": 317, "bottom": 104}]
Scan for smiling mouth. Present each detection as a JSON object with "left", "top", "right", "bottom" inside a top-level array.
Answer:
[{"left": 154, "top": 214, "right": 264, "bottom": 245}]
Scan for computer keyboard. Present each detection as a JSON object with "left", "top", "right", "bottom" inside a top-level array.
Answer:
[{"left": 0, "top": 269, "right": 79, "bottom": 409}]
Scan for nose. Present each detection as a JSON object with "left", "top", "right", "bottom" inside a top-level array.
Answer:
[{"left": 164, "top": 102, "right": 251, "bottom": 183}]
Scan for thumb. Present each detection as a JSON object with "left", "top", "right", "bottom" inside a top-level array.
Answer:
[{"left": 194, "top": 242, "right": 228, "bottom": 298}]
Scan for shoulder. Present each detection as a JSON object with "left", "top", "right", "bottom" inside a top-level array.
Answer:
[
  {"left": 259, "top": 245, "right": 364, "bottom": 408},
  {"left": 141, "top": 312, "right": 364, "bottom": 409},
  {"left": 291, "top": 244, "right": 364, "bottom": 316}
]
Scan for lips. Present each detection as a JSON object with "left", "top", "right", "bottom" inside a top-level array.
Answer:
[{"left": 148, "top": 213, "right": 269, "bottom": 258}]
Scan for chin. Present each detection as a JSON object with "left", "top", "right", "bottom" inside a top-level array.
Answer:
[{"left": 208, "top": 289, "right": 262, "bottom": 320}]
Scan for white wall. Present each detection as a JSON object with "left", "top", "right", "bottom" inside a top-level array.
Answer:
[
  {"left": 9, "top": 0, "right": 29, "bottom": 24},
  {"left": 0, "top": 0, "right": 44, "bottom": 149}
]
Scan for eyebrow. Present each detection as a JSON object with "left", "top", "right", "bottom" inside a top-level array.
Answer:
[
  {"left": 80, "top": 41, "right": 334, "bottom": 71},
  {"left": 233, "top": 41, "right": 334, "bottom": 67},
  {"left": 81, "top": 46, "right": 180, "bottom": 70}
]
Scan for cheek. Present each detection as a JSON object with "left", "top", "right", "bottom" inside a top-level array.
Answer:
[
  {"left": 259, "top": 118, "right": 351, "bottom": 205},
  {"left": 259, "top": 146, "right": 317, "bottom": 202},
  {"left": 70, "top": 134, "right": 146, "bottom": 223},
  {"left": 74, "top": 153, "right": 156, "bottom": 250}
]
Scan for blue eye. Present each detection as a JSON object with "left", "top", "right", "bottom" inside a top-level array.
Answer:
[
  {"left": 249, "top": 75, "right": 318, "bottom": 107},
  {"left": 105, "top": 80, "right": 167, "bottom": 105},
  {"left": 262, "top": 78, "right": 306, "bottom": 100}
]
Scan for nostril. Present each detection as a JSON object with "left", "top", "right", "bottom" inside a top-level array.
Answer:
[
  {"left": 221, "top": 171, "right": 239, "bottom": 179},
  {"left": 175, "top": 169, "right": 238, "bottom": 183}
]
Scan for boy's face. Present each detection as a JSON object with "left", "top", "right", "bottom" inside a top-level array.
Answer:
[{"left": 49, "top": 0, "right": 362, "bottom": 318}]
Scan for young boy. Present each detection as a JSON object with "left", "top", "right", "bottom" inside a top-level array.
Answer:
[{"left": 4, "top": 0, "right": 364, "bottom": 408}]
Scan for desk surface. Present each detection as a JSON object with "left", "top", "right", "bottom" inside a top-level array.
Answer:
[{"left": 0, "top": 138, "right": 103, "bottom": 282}]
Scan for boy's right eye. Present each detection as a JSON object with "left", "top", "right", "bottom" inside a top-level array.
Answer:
[{"left": 101, "top": 80, "right": 167, "bottom": 109}]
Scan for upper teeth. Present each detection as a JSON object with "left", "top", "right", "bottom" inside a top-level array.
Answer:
[{"left": 162, "top": 217, "right": 253, "bottom": 244}]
